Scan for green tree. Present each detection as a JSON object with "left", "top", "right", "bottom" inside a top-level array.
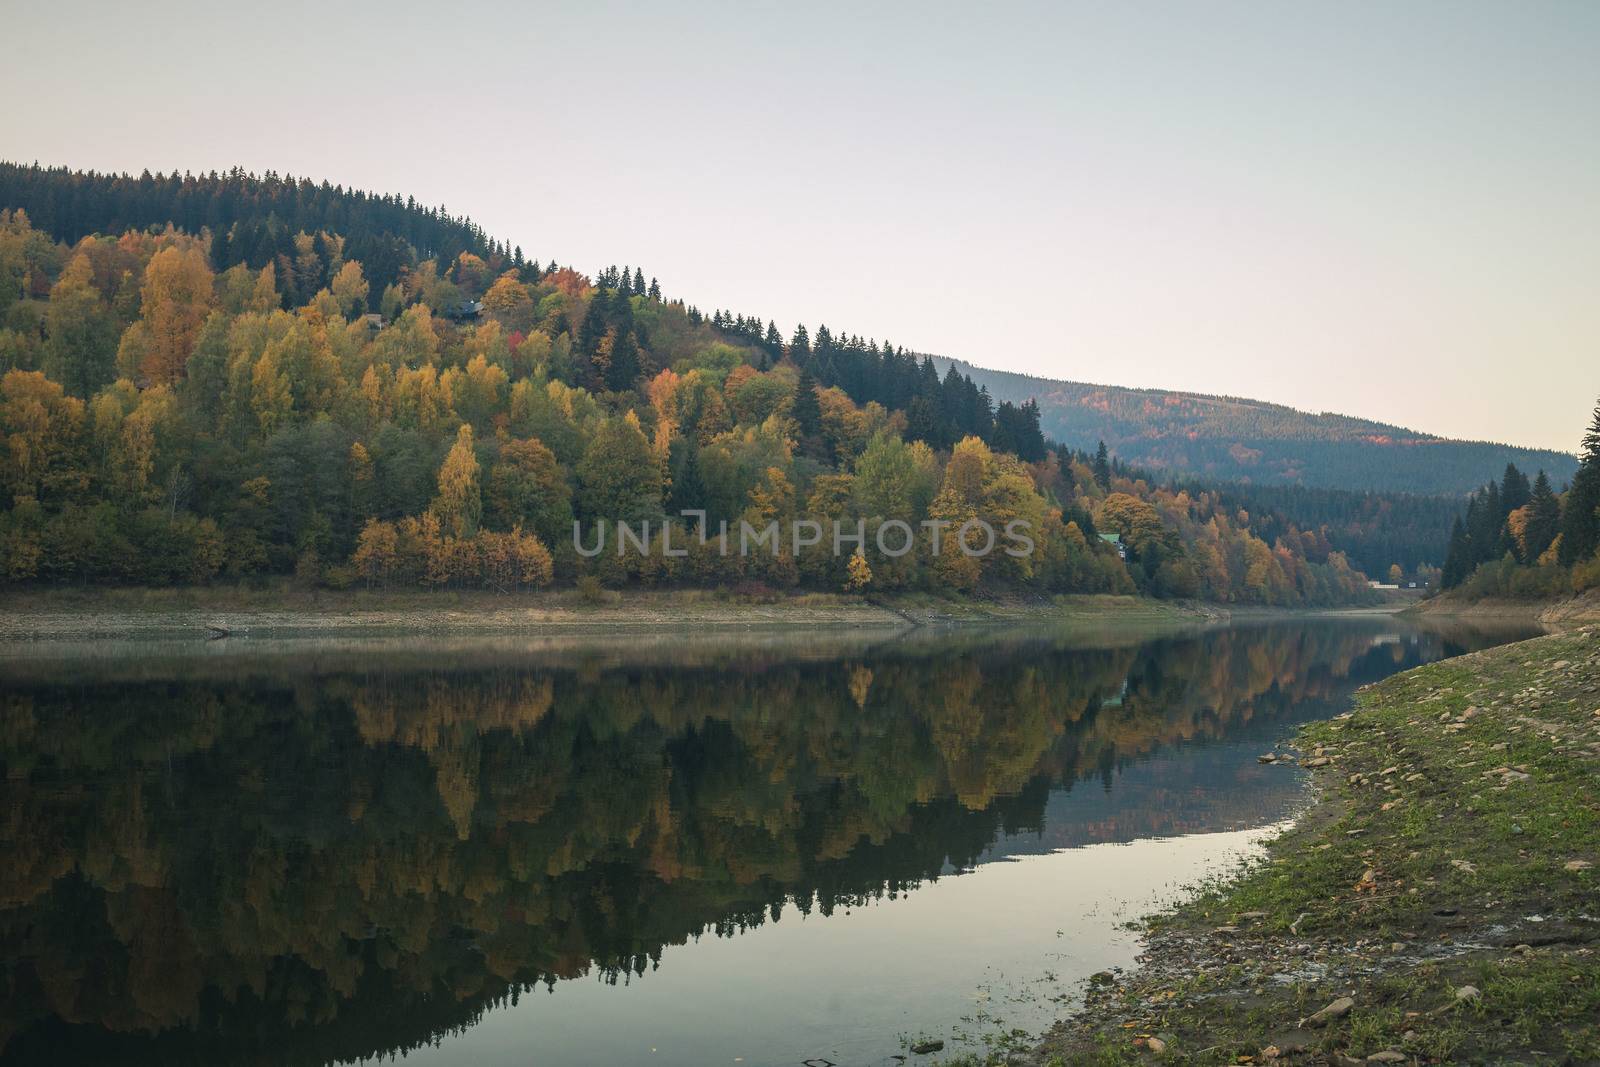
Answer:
[
  {"left": 1524, "top": 470, "right": 1560, "bottom": 563},
  {"left": 790, "top": 367, "right": 825, "bottom": 460},
  {"left": 576, "top": 412, "right": 661, "bottom": 522},
  {"left": 485, "top": 436, "right": 572, "bottom": 546},
  {"left": 1499, "top": 463, "right": 1530, "bottom": 513},
  {"left": 853, "top": 431, "right": 937, "bottom": 521},
  {"left": 666, "top": 436, "right": 707, "bottom": 518},
  {"left": 43, "top": 257, "right": 117, "bottom": 398},
  {"left": 1559, "top": 398, "right": 1600, "bottom": 565}
]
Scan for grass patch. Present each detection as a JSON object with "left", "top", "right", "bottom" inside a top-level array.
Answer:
[{"left": 1036, "top": 627, "right": 1600, "bottom": 1065}]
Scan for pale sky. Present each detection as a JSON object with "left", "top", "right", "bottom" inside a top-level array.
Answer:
[{"left": 4, "top": 0, "right": 1596, "bottom": 450}]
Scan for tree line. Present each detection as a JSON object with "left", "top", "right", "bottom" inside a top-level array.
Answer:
[{"left": 1440, "top": 401, "right": 1600, "bottom": 598}]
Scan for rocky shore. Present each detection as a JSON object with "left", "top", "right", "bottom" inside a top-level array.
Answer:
[{"left": 1027, "top": 628, "right": 1600, "bottom": 1065}]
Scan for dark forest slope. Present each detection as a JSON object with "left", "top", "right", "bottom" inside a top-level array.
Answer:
[{"left": 934, "top": 356, "right": 1577, "bottom": 495}]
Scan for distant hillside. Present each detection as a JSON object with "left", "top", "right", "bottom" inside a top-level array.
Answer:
[{"left": 934, "top": 357, "right": 1577, "bottom": 495}]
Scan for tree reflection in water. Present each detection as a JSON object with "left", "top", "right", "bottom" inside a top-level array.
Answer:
[{"left": 0, "top": 620, "right": 1533, "bottom": 1065}]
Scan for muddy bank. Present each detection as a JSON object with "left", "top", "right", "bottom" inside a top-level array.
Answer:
[
  {"left": 0, "top": 588, "right": 1207, "bottom": 644},
  {"left": 1413, "top": 589, "right": 1600, "bottom": 627},
  {"left": 1030, "top": 628, "right": 1600, "bottom": 1065}
]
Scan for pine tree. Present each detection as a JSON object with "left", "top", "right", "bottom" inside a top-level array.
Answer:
[
  {"left": 906, "top": 395, "right": 941, "bottom": 448},
  {"left": 1441, "top": 516, "right": 1469, "bottom": 589},
  {"left": 666, "top": 437, "right": 707, "bottom": 519},
  {"left": 1583, "top": 397, "right": 1600, "bottom": 461},
  {"left": 790, "top": 367, "right": 825, "bottom": 461},
  {"left": 1093, "top": 441, "right": 1112, "bottom": 490},
  {"left": 789, "top": 324, "right": 811, "bottom": 364},
  {"left": 605, "top": 330, "right": 641, "bottom": 392},
  {"left": 577, "top": 288, "right": 610, "bottom": 357},
  {"left": 1559, "top": 467, "right": 1600, "bottom": 565},
  {"left": 1469, "top": 482, "right": 1501, "bottom": 569},
  {"left": 792, "top": 368, "right": 822, "bottom": 435},
  {"left": 1499, "top": 463, "right": 1530, "bottom": 513},
  {"left": 1525, "top": 470, "right": 1561, "bottom": 563},
  {"left": 1559, "top": 396, "right": 1600, "bottom": 565}
]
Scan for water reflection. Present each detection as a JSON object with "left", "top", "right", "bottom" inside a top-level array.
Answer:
[{"left": 0, "top": 620, "right": 1534, "bottom": 1066}]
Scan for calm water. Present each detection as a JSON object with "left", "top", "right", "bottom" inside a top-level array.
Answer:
[{"left": 0, "top": 618, "right": 1536, "bottom": 1066}]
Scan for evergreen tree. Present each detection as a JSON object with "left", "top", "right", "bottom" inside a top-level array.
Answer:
[
  {"left": 606, "top": 330, "right": 641, "bottom": 392},
  {"left": 577, "top": 288, "right": 610, "bottom": 357},
  {"left": 1468, "top": 481, "right": 1501, "bottom": 569},
  {"left": 1524, "top": 470, "right": 1560, "bottom": 563},
  {"left": 789, "top": 324, "right": 811, "bottom": 364},
  {"left": 1559, "top": 396, "right": 1600, "bottom": 565},
  {"left": 1441, "top": 516, "right": 1469, "bottom": 589},
  {"left": 666, "top": 437, "right": 707, "bottom": 520},
  {"left": 905, "top": 395, "right": 941, "bottom": 448},
  {"left": 1499, "top": 463, "right": 1530, "bottom": 513},
  {"left": 1583, "top": 397, "right": 1600, "bottom": 460},
  {"left": 1093, "top": 441, "right": 1112, "bottom": 489},
  {"left": 792, "top": 368, "right": 822, "bottom": 436},
  {"left": 1559, "top": 465, "right": 1600, "bottom": 565}
]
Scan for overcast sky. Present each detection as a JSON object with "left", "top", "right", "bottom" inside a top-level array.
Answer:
[{"left": 4, "top": 0, "right": 1596, "bottom": 450}]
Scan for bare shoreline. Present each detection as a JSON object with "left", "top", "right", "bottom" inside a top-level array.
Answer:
[{"left": 0, "top": 589, "right": 1221, "bottom": 645}]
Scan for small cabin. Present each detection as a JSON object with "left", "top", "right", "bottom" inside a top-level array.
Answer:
[
  {"left": 1098, "top": 532, "right": 1127, "bottom": 560},
  {"left": 443, "top": 300, "right": 483, "bottom": 322}
]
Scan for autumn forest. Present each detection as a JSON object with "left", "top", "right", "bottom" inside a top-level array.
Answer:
[{"left": 0, "top": 163, "right": 1547, "bottom": 605}]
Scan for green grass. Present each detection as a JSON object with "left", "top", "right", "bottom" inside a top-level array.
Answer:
[{"left": 1037, "top": 628, "right": 1600, "bottom": 1065}]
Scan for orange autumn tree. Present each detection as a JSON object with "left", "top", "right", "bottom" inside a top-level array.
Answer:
[{"left": 131, "top": 246, "right": 213, "bottom": 385}]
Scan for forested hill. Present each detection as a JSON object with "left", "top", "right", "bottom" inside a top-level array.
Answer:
[
  {"left": 5, "top": 162, "right": 1567, "bottom": 497},
  {"left": 0, "top": 162, "right": 1391, "bottom": 604},
  {"left": 0, "top": 162, "right": 497, "bottom": 301},
  {"left": 933, "top": 357, "right": 1578, "bottom": 495}
]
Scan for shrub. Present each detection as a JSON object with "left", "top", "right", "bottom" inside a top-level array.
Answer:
[
  {"left": 731, "top": 580, "right": 779, "bottom": 603},
  {"left": 322, "top": 564, "right": 357, "bottom": 590},
  {"left": 1572, "top": 554, "right": 1600, "bottom": 593}
]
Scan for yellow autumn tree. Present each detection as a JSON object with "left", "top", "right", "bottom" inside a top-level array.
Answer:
[
  {"left": 432, "top": 424, "right": 482, "bottom": 539},
  {"left": 138, "top": 245, "right": 215, "bottom": 384},
  {"left": 330, "top": 260, "right": 369, "bottom": 318},
  {"left": 845, "top": 549, "right": 873, "bottom": 591},
  {"left": 250, "top": 346, "right": 293, "bottom": 433},
  {"left": 482, "top": 272, "right": 533, "bottom": 331},
  {"left": 0, "top": 369, "right": 86, "bottom": 499},
  {"left": 352, "top": 518, "right": 399, "bottom": 586}
]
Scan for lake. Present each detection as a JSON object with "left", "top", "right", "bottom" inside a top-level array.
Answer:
[{"left": 0, "top": 616, "right": 1536, "bottom": 1066}]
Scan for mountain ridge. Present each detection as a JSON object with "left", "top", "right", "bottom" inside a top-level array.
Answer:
[{"left": 931, "top": 355, "right": 1578, "bottom": 495}]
